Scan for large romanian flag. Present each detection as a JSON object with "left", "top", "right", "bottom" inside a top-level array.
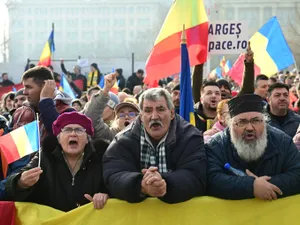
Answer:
[
  {"left": 144, "top": 0, "right": 208, "bottom": 85},
  {"left": 0, "top": 121, "right": 39, "bottom": 177},
  {"left": 38, "top": 28, "right": 55, "bottom": 66},
  {"left": 228, "top": 17, "right": 294, "bottom": 85}
]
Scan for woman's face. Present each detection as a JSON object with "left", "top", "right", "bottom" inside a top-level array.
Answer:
[
  {"left": 218, "top": 103, "right": 230, "bottom": 127},
  {"left": 90, "top": 66, "right": 96, "bottom": 72},
  {"left": 5, "top": 95, "right": 14, "bottom": 111},
  {"left": 58, "top": 124, "right": 88, "bottom": 157}
]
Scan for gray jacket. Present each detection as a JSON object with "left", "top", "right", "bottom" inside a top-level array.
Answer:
[{"left": 84, "top": 90, "right": 120, "bottom": 142}]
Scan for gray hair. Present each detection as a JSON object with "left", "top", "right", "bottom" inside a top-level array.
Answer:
[{"left": 139, "top": 88, "right": 174, "bottom": 111}]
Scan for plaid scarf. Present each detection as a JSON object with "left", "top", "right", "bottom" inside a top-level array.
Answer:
[{"left": 140, "top": 126, "right": 168, "bottom": 173}]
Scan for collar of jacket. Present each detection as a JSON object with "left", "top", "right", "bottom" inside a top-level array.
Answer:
[
  {"left": 125, "top": 114, "right": 178, "bottom": 148},
  {"left": 194, "top": 102, "right": 210, "bottom": 119},
  {"left": 265, "top": 104, "right": 295, "bottom": 122},
  {"left": 225, "top": 126, "right": 280, "bottom": 167},
  {"left": 52, "top": 142, "right": 95, "bottom": 167}
]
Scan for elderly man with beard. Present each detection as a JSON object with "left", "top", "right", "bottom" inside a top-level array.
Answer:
[
  {"left": 206, "top": 94, "right": 300, "bottom": 200},
  {"left": 103, "top": 88, "right": 206, "bottom": 204}
]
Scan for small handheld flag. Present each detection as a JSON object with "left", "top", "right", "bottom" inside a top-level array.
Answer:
[{"left": 0, "top": 121, "right": 40, "bottom": 177}]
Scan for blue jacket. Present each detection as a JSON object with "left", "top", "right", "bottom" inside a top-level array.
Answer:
[
  {"left": 206, "top": 125, "right": 300, "bottom": 200},
  {"left": 0, "top": 155, "right": 30, "bottom": 200}
]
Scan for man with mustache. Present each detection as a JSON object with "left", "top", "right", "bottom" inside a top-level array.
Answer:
[
  {"left": 265, "top": 83, "right": 300, "bottom": 137},
  {"left": 103, "top": 88, "right": 206, "bottom": 203},
  {"left": 206, "top": 94, "right": 300, "bottom": 200}
]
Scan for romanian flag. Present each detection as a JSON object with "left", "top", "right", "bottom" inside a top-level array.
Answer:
[
  {"left": 220, "top": 56, "right": 226, "bottom": 69},
  {"left": 0, "top": 121, "right": 39, "bottom": 177},
  {"left": 228, "top": 17, "right": 294, "bottom": 85},
  {"left": 59, "top": 73, "right": 76, "bottom": 99},
  {"left": 210, "top": 67, "right": 222, "bottom": 79},
  {"left": 144, "top": 0, "right": 208, "bottom": 85},
  {"left": 38, "top": 27, "right": 55, "bottom": 67},
  {"left": 179, "top": 28, "right": 195, "bottom": 126},
  {"left": 224, "top": 60, "right": 232, "bottom": 75},
  {"left": 110, "top": 81, "right": 119, "bottom": 94}
]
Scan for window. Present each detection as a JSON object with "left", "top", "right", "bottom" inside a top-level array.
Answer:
[
  {"left": 129, "top": 7, "right": 135, "bottom": 13},
  {"left": 263, "top": 7, "right": 273, "bottom": 23},
  {"left": 277, "top": 7, "right": 294, "bottom": 26},
  {"left": 225, "top": 7, "right": 235, "bottom": 20},
  {"left": 67, "top": 32, "right": 77, "bottom": 41},
  {"left": 238, "top": 7, "right": 259, "bottom": 29},
  {"left": 137, "top": 19, "right": 150, "bottom": 26}
]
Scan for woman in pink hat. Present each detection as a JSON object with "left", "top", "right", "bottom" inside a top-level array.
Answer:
[{"left": 5, "top": 112, "right": 109, "bottom": 212}]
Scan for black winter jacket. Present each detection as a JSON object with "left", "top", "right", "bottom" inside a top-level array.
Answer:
[
  {"left": 5, "top": 138, "right": 109, "bottom": 212},
  {"left": 103, "top": 115, "right": 206, "bottom": 204},
  {"left": 265, "top": 106, "right": 300, "bottom": 137}
]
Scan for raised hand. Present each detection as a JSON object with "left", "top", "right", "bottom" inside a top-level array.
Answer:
[
  {"left": 103, "top": 73, "right": 117, "bottom": 94},
  {"left": 40, "top": 80, "right": 56, "bottom": 99},
  {"left": 245, "top": 41, "right": 254, "bottom": 63}
]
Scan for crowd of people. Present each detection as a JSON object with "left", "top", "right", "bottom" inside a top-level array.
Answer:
[{"left": 0, "top": 47, "right": 300, "bottom": 212}]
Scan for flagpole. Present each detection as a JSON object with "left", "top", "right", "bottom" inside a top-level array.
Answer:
[{"left": 36, "top": 113, "right": 41, "bottom": 167}]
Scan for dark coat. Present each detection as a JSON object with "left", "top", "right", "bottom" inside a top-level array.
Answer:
[
  {"left": 206, "top": 125, "right": 300, "bottom": 200},
  {"left": 194, "top": 102, "right": 215, "bottom": 134},
  {"left": 117, "top": 74, "right": 126, "bottom": 91},
  {"left": 125, "top": 73, "right": 143, "bottom": 93},
  {"left": 102, "top": 114, "right": 206, "bottom": 204},
  {"left": 5, "top": 137, "right": 109, "bottom": 212},
  {"left": 265, "top": 106, "right": 300, "bottom": 137}
]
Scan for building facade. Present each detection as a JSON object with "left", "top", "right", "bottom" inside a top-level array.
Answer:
[{"left": 8, "top": 0, "right": 169, "bottom": 64}]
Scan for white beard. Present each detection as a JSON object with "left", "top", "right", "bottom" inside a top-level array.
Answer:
[{"left": 230, "top": 124, "right": 268, "bottom": 162}]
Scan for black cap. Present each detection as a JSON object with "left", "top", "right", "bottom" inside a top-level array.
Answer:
[
  {"left": 172, "top": 84, "right": 180, "bottom": 92},
  {"left": 228, "top": 94, "right": 263, "bottom": 118},
  {"left": 15, "top": 88, "right": 24, "bottom": 97}
]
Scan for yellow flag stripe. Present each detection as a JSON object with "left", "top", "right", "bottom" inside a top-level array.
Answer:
[{"left": 155, "top": 0, "right": 208, "bottom": 45}]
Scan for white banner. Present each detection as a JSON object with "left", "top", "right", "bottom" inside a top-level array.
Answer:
[{"left": 208, "top": 21, "right": 248, "bottom": 55}]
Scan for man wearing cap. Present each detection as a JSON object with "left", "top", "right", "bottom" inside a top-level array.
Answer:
[
  {"left": 85, "top": 73, "right": 139, "bottom": 142},
  {"left": 171, "top": 84, "right": 180, "bottom": 114},
  {"left": 103, "top": 88, "right": 206, "bottom": 204},
  {"left": 5, "top": 112, "right": 109, "bottom": 211},
  {"left": 13, "top": 88, "right": 27, "bottom": 109},
  {"left": 206, "top": 94, "right": 300, "bottom": 200}
]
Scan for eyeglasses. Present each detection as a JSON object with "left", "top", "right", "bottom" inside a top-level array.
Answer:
[
  {"left": 118, "top": 112, "right": 138, "bottom": 119},
  {"left": 61, "top": 127, "right": 86, "bottom": 135},
  {"left": 234, "top": 118, "right": 263, "bottom": 128}
]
